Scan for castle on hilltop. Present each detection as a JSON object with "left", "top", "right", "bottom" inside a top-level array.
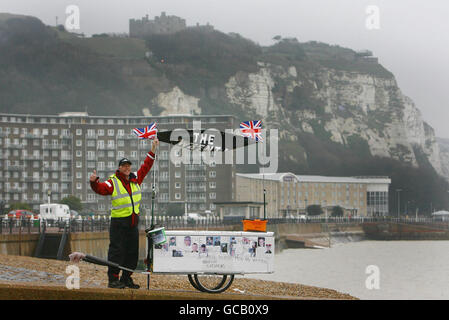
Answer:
[{"left": 129, "top": 12, "right": 213, "bottom": 38}]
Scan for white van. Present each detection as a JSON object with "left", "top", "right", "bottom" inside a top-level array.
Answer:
[{"left": 39, "top": 203, "right": 71, "bottom": 220}]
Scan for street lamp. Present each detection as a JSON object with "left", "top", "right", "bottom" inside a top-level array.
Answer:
[
  {"left": 47, "top": 189, "right": 51, "bottom": 206},
  {"left": 396, "top": 189, "right": 402, "bottom": 220}
]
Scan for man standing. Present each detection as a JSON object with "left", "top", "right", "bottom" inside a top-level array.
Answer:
[{"left": 90, "top": 138, "right": 159, "bottom": 289}]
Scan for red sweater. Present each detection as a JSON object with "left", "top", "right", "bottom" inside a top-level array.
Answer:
[{"left": 90, "top": 151, "right": 155, "bottom": 225}]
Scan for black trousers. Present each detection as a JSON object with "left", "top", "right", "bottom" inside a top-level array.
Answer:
[{"left": 107, "top": 214, "right": 139, "bottom": 281}]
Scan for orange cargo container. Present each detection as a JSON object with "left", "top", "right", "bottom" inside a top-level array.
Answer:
[{"left": 242, "top": 219, "right": 268, "bottom": 232}]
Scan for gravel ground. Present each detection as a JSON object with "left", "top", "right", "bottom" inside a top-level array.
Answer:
[{"left": 0, "top": 254, "right": 358, "bottom": 300}]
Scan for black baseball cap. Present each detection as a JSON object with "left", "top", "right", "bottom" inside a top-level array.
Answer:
[{"left": 118, "top": 158, "right": 132, "bottom": 166}]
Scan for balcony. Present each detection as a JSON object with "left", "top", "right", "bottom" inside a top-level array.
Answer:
[
  {"left": 123, "top": 134, "right": 136, "bottom": 140},
  {"left": 24, "top": 133, "right": 42, "bottom": 139},
  {"left": 4, "top": 187, "right": 23, "bottom": 193},
  {"left": 187, "top": 198, "right": 207, "bottom": 203},
  {"left": 43, "top": 144, "right": 62, "bottom": 150},
  {"left": 4, "top": 143, "right": 22, "bottom": 149},
  {"left": 186, "top": 176, "right": 206, "bottom": 181},
  {"left": 61, "top": 176, "right": 73, "bottom": 182},
  {"left": 8, "top": 165, "right": 24, "bottom": 171},
  {"left": 97, "top": 145, "right": 116, "bottom": 150},
  {"left": 43, "top": 167, "right": 60, "bottom": 171},
  {"left": 24, "top": 155, "right": 41, "bottom": 160},
  {"left": 186, "top": 187, "right": 206, "bottom": 192},
  {"left": 186, "top": 165, "right": 206, "bottom": 171}
]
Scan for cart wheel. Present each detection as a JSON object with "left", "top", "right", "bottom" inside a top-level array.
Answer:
[
  {"left": 193, "top": 274, "right": 234, "bottom": 294},
  {"left": 188, "top": 274, "right": 201, "bottom": 291}
]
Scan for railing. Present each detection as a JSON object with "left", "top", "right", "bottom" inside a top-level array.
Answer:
[{"left": 2, "top": 215, "right": 448, "bottom": 235}]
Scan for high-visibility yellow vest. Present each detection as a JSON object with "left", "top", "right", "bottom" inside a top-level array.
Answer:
[{"left": 110, "top": 174, "right": 142, "bottom": 218}]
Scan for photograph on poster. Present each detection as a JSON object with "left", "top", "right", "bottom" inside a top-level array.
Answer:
[
  {"left": 184, "top": 236, "right": 191, "bottom": 247},
  {"left": 169, "top": 237, "right": 176, "bottom": 246},
  {"left": 265, "top": 244, "right": 272, "bottom": 254},
  {"left": 221, "top": 243, "right": 228, "bottom": 253},
  {"left": 199, "top": 244, "right": 208, "bottom": 257},
  {"left": 213, "top": 236, "right": 221, "bottom": 246},
  {"left": 229, "top": 244, "right": 236, "bottom": 256},
  {"left": 258, "top": 237, "right": 265, "bottom": 247},
  {"left": 192, "top": 242, "right": 198, "bottom": 252},
  {"left": 206, "top": 236, "right": 213, "bottom": 246},
  {"left": 172, "top": 250, "right": 183, "bottom": 257}
]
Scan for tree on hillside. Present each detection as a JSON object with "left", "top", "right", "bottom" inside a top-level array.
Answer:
[
  {"left": 61, "top": 195, "right": 83, "bottom": 212},
  {"left": 306, "top": 205, "right": 323, "bottom": 216},
  {"left": 331, "top": 206, "right": 344, "bottom": 217}
]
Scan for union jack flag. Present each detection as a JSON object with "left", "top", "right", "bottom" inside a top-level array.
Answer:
[
  {"left": 240, "top": 120, "right": 263, "bottom": 142},
  {"left": 133, "top": 122, "right": 158, "bottom": 140}
]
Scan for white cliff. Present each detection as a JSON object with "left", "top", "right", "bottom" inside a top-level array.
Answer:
[
  {"left": 224, "top": 63, "right": 448, "bottom": 180},
  {"left": 153, "top": 86, "right": 201, "bottom": 115}
]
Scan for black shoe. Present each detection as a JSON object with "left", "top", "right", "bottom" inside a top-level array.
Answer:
[
  {"left": 108, "top": 280, "right": 126, "bottom": 289},
  {"left": 120, "top": 277, "right": 140, "bottom": 289}
]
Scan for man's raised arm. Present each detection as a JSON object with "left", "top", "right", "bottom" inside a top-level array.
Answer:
[
  {"left": 136, "top": 138, "right": 159, "bottom": 185},
  {"left": 90, "top": 169, "right": 114, "bottom": 195}
]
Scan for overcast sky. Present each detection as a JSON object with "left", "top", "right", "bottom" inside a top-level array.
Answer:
[{"left": 2, "top": 0, "right": 448, "bottom": 138}]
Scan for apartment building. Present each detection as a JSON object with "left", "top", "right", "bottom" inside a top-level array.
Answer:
[
  {"left": 236, "top": 172, "right": 391, "bottom": 217},
  {"left": 0, "top": 112, "right": 237, "bottom": 216}
]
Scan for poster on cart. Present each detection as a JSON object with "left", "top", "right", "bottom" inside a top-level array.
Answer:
[{"left": 152, "top": 231, "right": 274, "bottom": 274}]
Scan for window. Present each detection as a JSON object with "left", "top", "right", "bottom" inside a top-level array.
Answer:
[
  {"left": 175, "top": 193, "right": 181, "bottom": 200},
  {"left": 209, "top": 193, "right": 216, "bottom": 199},
  {"left": 76, "top": 150, "right": 82, "bottom": 157},
  {"left": 76, "top": 140, "right": 82, "bottom": 146},
  {"left": 98, "top": 129, "right": 104, "bottom": 136},
  {"left": 108, "top": 129, "right": 114, "bottom": 136},
  {"left": 175, "top": 171, "right": 181, "bottom": 178},
  {"left": 76, "top": 172, "right": 82, "bottom": 179},
  {"left": 209, "top": 182, "right": 216, "bottom": 189},
  {"left": 52, "top": 129, "right": 58, "bottom": 135},
  {"left": 175, "top": 182, "right": 181, "bottom": 189},
  {"left": 76, "top": 161, "right": 82, "bottom": 168},
  {"left": 209, "top": 171, "right": 216, "bottom": 178},
  {"left": 76, "top": 183, "right": 82, "bottom": 190}
]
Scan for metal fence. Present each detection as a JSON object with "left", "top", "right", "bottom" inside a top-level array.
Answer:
[{"left": 2, "top": 215, "right": 449, "bottom": 235}]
